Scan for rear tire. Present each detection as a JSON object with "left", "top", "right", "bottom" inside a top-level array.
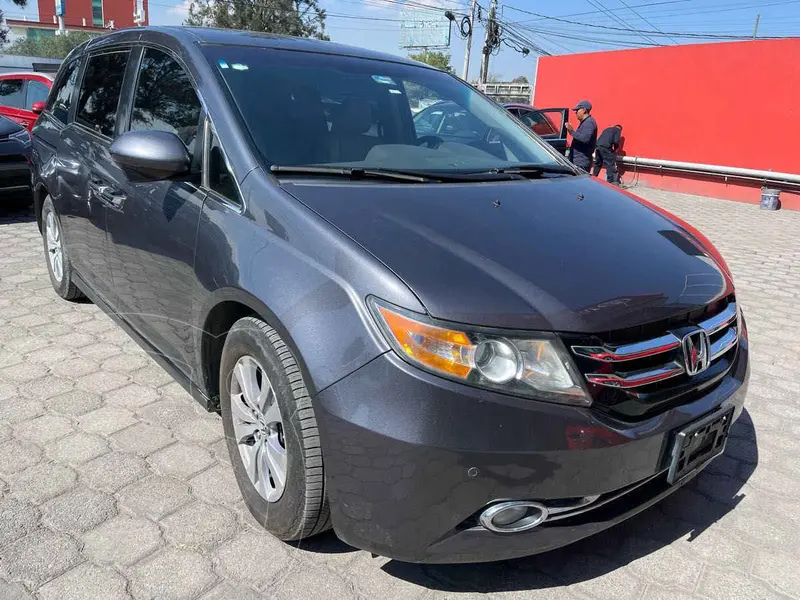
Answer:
[
  {"left": 220, "top": 316, "right": 330, "bottom": 540},
  {"left": 41, "top": 196, "right": 84, "bottom": 301}
]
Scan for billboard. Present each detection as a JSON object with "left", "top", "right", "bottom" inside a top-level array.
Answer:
[{"left": 400, "top": 10, "right": 451, "bottom": 49}]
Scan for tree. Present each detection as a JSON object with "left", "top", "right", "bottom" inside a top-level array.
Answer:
[
  {"left": 0, "top": 0, "right": 28, "bottom": 45},
  {"left": 512, "top": 75, "right": 529, "bottom": 84},
  {"left": 186, "top": 0, "right": 328, "bottom": 40},
  {"left": 408, "top": 49, "right": 454, "bottom": 74},
  {"left": 2, "top": 30, "right": 96, "bottom": 58}
]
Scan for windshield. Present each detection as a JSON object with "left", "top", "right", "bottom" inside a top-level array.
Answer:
[{"left": 202, "top": 45, "right": 572, "bottom": 174}]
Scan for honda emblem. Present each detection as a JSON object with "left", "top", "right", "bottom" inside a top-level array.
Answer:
[{"left": 682, "top": 330, "right": 710, "bottom": 376}]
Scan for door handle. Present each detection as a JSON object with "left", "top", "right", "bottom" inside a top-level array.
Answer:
[{"left": 95, "top": 184, "right": 126, "bottom": 208}]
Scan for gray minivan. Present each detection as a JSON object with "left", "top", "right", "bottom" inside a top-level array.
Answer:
[{"left": 31, "top": 27, "right": 748, "bottom": 564}]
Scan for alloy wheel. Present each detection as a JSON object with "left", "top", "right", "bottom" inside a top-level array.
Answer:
[
  {"left": 229, "top": 355, "right": 287, "bottom": 502},
  {"left": 45, "top": 211, "right": 63, "bottom": 283}
]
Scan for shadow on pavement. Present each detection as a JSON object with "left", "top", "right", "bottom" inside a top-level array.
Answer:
[{"left": 379, "top": 408, "right": 758, "bottom": 592}]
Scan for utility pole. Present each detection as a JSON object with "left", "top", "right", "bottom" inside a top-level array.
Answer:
[
  {"left": 461, "top": 0, "right": 477, "bottom": 82},
  {"left": 752, "top": 13, "right": 760, "bottom": 39},
  {"left": 479, "top": 0, "right": 498, "bottom": 85}
]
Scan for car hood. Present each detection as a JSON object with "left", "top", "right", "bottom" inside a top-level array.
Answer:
[{"left": 282, "top": 176, "right": 733, "bottom": 333}]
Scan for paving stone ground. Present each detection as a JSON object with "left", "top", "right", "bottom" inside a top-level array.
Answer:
[{"left": 1, "top": 187, "right": 799, "bottom": 600}]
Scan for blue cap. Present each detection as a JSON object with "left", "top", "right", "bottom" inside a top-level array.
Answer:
[{"left": 573, "top": 100, "right": 592, "bottom": 111}]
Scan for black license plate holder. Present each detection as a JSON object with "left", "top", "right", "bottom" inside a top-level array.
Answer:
[{"left": 667, "top": 406, "right": 734, "bottom": 484}]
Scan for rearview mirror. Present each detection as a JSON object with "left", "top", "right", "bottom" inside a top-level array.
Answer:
[
  {"left": 110, "top": 130, "right": 190, "bottom": 181},
  {"left": 31, "top": 101, "right": 45, "bottom": 114}
]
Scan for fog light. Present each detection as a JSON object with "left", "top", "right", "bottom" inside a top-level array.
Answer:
[
  {"left": 475, "top": 339, "right": 519, "bottom": 383},
  {"left": 479, "top": 501, "right": 548, "bottom": 533}
]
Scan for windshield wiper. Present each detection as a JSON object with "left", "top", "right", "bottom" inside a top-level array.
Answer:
[
  {"left": 270, "top": 165, "right": 432, "bottom": 183},
  {"left": 487, "top": 163, "right": 577, "bottom": 177}
]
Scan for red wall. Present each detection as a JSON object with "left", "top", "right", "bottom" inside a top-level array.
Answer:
[
  {"left": 533, "top": 39, "right": 800, "bottom": 210},
  {"left": 38, "top": 0, "right": 148, "bottom": 29}
]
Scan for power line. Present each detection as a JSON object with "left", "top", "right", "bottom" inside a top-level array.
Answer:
[
  {"left": 584, "top": 0, "right": 662, "bottom": 45},
  {"left": 618, "top": 0, "right": 679, "bottom": 44},
  {"left": 500, "top": 3, "right": 796, "bottom": 40}
]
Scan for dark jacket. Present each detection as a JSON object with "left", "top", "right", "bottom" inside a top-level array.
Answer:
[
  {"left": 568, "top": 115, "right": 597, "bottom": 168},
  {"left": 597, "top": 126, "right": 621, "bottom": 151}
]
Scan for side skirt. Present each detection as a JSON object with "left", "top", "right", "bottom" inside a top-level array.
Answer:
[{"left": 73, "top": 271, "right": 216, "bottom": 412}]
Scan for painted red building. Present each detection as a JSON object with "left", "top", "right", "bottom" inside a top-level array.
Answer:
[
  {"left": 532, "top": 39, "right": 800, "bottom": 210},
  {"left": 6, "top": 0, "right": 148, "bottom": 40}
]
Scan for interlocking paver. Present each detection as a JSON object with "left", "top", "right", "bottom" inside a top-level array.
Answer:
[
  {"left": 45, "top": 432, "right": 110, "bottom": 465},
  {"left": 149, "top": 442, "right": 215, "bottom": 478},
  {"left": 10, "top": 462, "right": 77, "bottom": 504},
  {"left": 0, "top": 527, "right": 82, "bottom": 588},
  {"left": 130, "top": 548, "right": 217, "bottom": 600},
  {"left": 13, "top": 413, "right": 75, "bottom": 445},
  {"left": 111, "top": 422, "right": 174, "bottom": 456},
  {"left": 42, "top": 487, "right": 117, "bottom": 534},
  {"left": 82, "top": 514, "right": 163, "bottom": 567},
  {"left": 45, "top": 389, "right": 104, "bottom": 416},
  {"left": 0, "top": 497, "right": 39, "bottom": 546},
  {"left": 38, "top": 562, "right": 130, "bottom": 600},
  {"left": 118, "top": 475, "right": 191, "bottom": 520},
  {"left": 1, "top": 191, "right": 799, "bottom": 598},
  {"left": 162, "top": 501, "right": 238, "bottom": 550},
  {"left": 79, "top": 451, "right": 150, "bottom": 492}
]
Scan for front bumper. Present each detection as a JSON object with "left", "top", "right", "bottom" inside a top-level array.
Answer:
[
  {"left": 0, "top": 161, "right": 32, "bottom": 195},
  {"left": 315, "top": 338, "right": 749, "bottom": 563}
]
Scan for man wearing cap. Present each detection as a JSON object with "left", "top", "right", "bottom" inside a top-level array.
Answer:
[{"left": 564, "top": 100, "right": 597, "bottom": 171}]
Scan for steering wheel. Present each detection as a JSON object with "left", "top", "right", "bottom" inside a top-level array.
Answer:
[
  {"left": 485, "top": 128, "right": 502, "bottom": 144},
  {"left": 415, "top": 135, "right": 445, "bottom": 149}
]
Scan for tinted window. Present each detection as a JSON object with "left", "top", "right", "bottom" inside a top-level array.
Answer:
[
  {"left": 517, "top": 109, "right": 557, "bottom": 137},
  {"left": 76, "top": 51, "right": 129, "bottom": 137},
  {"left": 203, "top": 46, "right": 567, "bottom": 173},
  {"left": 0, "top": 79, "right": 25, "bottom": 109},
  {"left": 208, "top": 131, "right": 239, "bottom": 203},
  {"left": 130, "top": 48, "right": 202, "bottom": 160},
  {"left": 26, "top": 80, "right": 50, "bottom": 107},
  {"left": 48, "top": 59, "right": 80, "bottom": 123}
]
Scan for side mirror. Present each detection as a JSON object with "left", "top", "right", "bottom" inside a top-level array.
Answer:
[
  {"left": 110, "top": 130, "right": 190, "bottom": 181},
  {"left": 31, "top": 101, "right": 46, "bottom": 114}
]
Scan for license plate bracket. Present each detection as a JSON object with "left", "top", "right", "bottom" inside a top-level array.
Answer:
[{"left": 667, "top": 406, "right": 734, "bottom": 484}]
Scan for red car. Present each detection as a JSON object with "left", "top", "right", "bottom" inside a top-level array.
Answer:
[{"left": 0, "top": 72, "right": 53, "bottom": 131}]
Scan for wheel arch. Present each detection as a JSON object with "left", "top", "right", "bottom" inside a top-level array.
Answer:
[
  {"left": 198, "top": 287, "right": 320, "bottom": 411},
  {"left": 33, "top": 182, "right": 48, "bottom": 233}
]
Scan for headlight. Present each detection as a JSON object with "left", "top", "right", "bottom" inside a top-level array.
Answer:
[{"left": 369, "top": 298, "right": 591, "bottom": 406}]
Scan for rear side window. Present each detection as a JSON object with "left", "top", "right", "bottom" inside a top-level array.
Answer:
[
  {"left": 48, "top": 59, "right": 80, "bottom": 124},
  {"left": 0, "top": 79, "right": 25, "bottom": 109},
  {"left": 26, "top": 80, "right": 50, "bottom": 107},
  {"left": 76, "top": 51, "right": 129, "bottom": 137},
  {"left": 130, "top": 48, "right": 202, "bottom": 160}
]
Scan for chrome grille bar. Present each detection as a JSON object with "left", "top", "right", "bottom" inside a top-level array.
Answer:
[
  {"left": 710, "top": 326, "right": 738, "bottom": 361},
  {"left": 698, "top": 302, "right": 737, "bottom": 336},
  {"left": 572, "top": 333, "right": 680, "bottom": 363},
  {"left": 585, "top": 362, "right": 685, "bottom": 388},
  {"left": 576, "top": 301, "right": 739, "bottom": 389}
]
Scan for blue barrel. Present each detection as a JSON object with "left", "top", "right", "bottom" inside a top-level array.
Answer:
[{"left": 760, "top": 188, "right": 780, "bottom": 210}]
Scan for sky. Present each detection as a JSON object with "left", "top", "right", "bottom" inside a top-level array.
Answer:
[{"left": 5, "top": 0, "right": 800, "bottom": 80}]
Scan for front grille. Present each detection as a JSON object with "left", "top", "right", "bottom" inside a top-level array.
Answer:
[{"left": 565, "top": 296, "right": 739, "bottom": 420}]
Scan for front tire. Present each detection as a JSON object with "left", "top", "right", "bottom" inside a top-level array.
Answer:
[
  {"left": 220, "top": 316, "right": 330, "bottom": 540},
  {"left": 41, "top": 195, "right": 84, "bottom": 301}
]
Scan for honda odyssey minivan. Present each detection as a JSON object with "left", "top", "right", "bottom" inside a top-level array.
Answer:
[{"left": 30, "top": 27, "right": 749, "bottom": 564}]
